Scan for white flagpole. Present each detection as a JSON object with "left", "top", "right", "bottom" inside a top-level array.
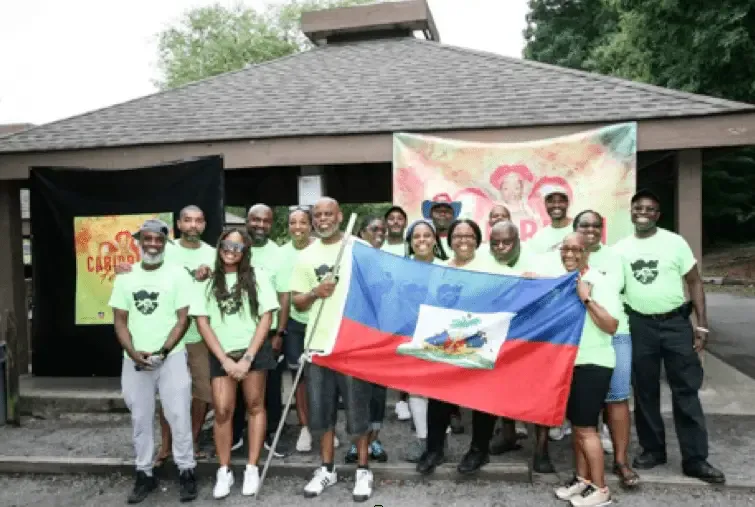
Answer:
[{"left": 256, "top": 212, "right": 358, "bottom": 498}]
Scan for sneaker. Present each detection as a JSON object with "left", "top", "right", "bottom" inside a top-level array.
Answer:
[
  {"left": 333, "top": 434, "right": 341, "bottom": 448},
  {"left": 296, "top": 426, "right": 313, "bottom": 452},
  {"left": 369, "top": 440, "right": 388, "bottom": 462},
  {"left": 515, "top": 421, "right": 528, "bottom": 437},
  {"left": 555, "top": 476, "right": 589, "bottom": 500},
  {"left": 264, "top": 436, "right": 287, "bottom": 458},
  {"left": 570, "top": 484, "right": 612, "bottom": 506},
  {"left": 395, "top": 400, "right": 412, "bottom": 421},
  {"left": 212, "top": 466, "right": 234, "bottom": 499},
  {"left": 403, "top": 438, "right": 425, "bottom": 463},
  {"left": 202, "top": 410, "right": 215, "bottom": 431},
  {"left": 549, "top": 425, "right": 566, "bottom": 441},
  {"left": 242, "top": 464, "right": 260, "bottom": 496},
  {"left": 303, "top": 466, "right": 337, "bottom": 498},
  {"left": 352, "top": 468, "right": 374, "bottom": 502},
  {"left": 178, "top": 469, "right": 198, "bottom": 502},
  {"left": 600, "top": 424, "right": 614, "bottom": 455},
  {"left": 231, "top": 437, "right": 244, "bottom": 451},
  {"left": 127, "top": 471, "right": 157, "bottom": 504},
  {"left": 345, "top": 444, "right": 358, "bottom": 464}
]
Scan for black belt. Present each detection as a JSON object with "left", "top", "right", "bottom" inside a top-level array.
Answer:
[{"left": 624, "top": 302, "right": 692, "bottom": 321}]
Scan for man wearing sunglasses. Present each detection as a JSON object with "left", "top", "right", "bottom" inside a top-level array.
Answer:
[
  {"left": 614, "top": 190, "right": 724, "bottom": 484},
  {"left": 232, "top": 204, "right": 290, "bottom": 458}
]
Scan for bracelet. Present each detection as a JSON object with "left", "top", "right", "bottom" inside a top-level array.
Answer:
[{"left": 695, "top": 326, "right": 710, "bottom": 334}]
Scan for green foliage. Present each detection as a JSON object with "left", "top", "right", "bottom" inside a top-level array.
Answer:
[
  {"left": 523, "top": 0, "right": 755, "bottom": 243},
  {"left": 155, "top": 0, "right": 377, "bottom": 89},
  {"left": 225, "top": 202, "right": 392, "bottom": 244}
]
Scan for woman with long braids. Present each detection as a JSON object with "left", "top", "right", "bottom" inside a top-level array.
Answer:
[
  {"left": 573, "top": 209, "right": 639, "bottom": 489},
  {"left": 191, "top": 229, "right": 280, "bottom": 499},
  {"left": 402, "top": 218, "right": 447, "bottom": 463}
]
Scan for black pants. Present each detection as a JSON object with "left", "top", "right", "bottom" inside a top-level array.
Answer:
[
  {"left": 232, "top": 338, "right": 285, "bottom": 442},
  {"left": 469, "top": 410, "right": 497, "bottom": 451},
  {"left": 629, "top": 310, "right": 708, "bottom": 464},
  {"left": 426, "top": 398, "right": 453, "bottom": 453}
]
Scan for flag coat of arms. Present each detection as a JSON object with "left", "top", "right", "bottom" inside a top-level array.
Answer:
[{"left": 311, "top": 239, "right": 587, "bottom": 427}]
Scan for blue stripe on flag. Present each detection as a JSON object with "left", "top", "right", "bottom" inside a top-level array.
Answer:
[{"left": 343, "top": 241, "right": 585, "bottom": 346}]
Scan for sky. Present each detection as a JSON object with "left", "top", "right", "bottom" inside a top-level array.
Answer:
[{"left": 0, "top": 0, "right": 529, "bottom": 125}]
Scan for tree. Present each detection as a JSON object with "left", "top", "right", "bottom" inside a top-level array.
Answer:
[
  {"left": 523, "top": 0, "right": 755, "bottom": 245},
  {"left": 155, "top": 0, "right": 376, "bottom": 89}
]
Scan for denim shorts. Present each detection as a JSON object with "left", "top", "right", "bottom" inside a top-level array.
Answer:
[
  {"left": 284, "top": 318, "right": 307, "bottom": 371},
  {"left": 307, "top": 362, "right": 371, "bottom": 438},
  {"left": 605, "top": 334, "right": 632, "bottom": 402}
]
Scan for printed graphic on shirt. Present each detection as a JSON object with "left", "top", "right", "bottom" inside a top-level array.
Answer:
[
  {"left": 314, "top": 264, "right": 335, "bottom": 282},
  {"left": 133, "top": 290, "right": 160, "bottom": 315},
  {"left": 217, "top": 291, "right": 243, "bottom": 315},
  {"left": 630, "top": 259, "right": 659, "bottom": 285}
]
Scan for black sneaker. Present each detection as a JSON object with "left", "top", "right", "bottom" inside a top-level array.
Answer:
[
  {"left": 264, "top": 435, "right": 289, "bottom": 458},
  {"left": 179, "top": 469, "right": 198, "bottom": 502},
  {"left": 127, "top": 471, "right": 157, "bottom": 504}
]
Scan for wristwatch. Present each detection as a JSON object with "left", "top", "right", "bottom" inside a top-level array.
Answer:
[
  {"left": 242, "top": 353, "right": 255, "bottom": 363},
  {"left": 583, "top": 297, "right": 592, "bottom": 306},
  {"left": 158, "top": 347, "right": 170, "bottom": 359},
  {"left": 275, "top": 329, "right": 288, "bottom": 338}
]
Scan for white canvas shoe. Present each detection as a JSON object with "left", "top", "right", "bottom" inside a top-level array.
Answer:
[
  {"left": 296, "top": 426, "right": 313, "bottom": 452},
  {"left": 241, "top": 464, "right": 260, "bottom": 496},
  {"left": 212, "top": 466, "right": 234, "bottom": 499},
  {"left": 395, "top": 400, "right": 412, "bottom": 421}
]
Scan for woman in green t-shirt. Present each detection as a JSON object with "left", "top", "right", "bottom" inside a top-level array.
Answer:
[
  {"left": 345, "top": 216, "right": 390, "bottom": 465},
  {"left": 403, "top": 219, "right": 447, "bottom": 464},
  {"left": 192, "top": 229, "right": 280, "bottom": 499}
]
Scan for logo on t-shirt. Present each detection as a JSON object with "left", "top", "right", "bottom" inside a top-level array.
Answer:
[
  {"left": 314, "top": 264, "right": 334, "bottom": 282},
  {"left": 133, "top": 290, "right": 160, "bottom": 315},
  {"left": 184, "top": 266, "right": 198, "bottom": 279},
  {"left": 630, "top": 259, "right": 659, "bottom": 285},
  {"left": 217, "top": 292, "right": 243, "bottom": 315}
]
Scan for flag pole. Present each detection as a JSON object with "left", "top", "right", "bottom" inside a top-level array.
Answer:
[{"left": 256, "top": 212, "right": 359, "bottom": 498}]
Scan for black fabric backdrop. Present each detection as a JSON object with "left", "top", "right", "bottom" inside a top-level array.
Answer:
[{"left": 30, "top": 156, "right": 224, "bottom": 377}]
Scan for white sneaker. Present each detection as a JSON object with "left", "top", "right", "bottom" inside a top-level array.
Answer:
[
  {"left": 395, "top": 400, "right": 412, "bottom": 421},
  {"left": 333, "top": 434, "right": 341, "bottom": 448},
  {"left": 242, "top": 464, "right": 260, "bottom": 496},
  {"left": 555, "top": 476, "right": 589, "bottom": 500},
  {"left": 564, "top": 421, "right": 572, "bottom": 437},
  {"left": 297, "top": 426, "right": 313, "bottom": 452},
  {"left": 600, "top": 424, "right": 614, "bottom": 455},
  {"left": 569, "top": 484, "right": 612, "bottom": 506},
  {"left": 231, "top": 437, "right": 244, "bottom": 451},
  {"left": 353, "top": 468, "right": 374, "bottom": 502},
  {"left": 303, "top": 466, "right": 337, "bottom": 498},
  {"left": 549, "top": 426, "right": 565, "bottom": 441},
  {"left": 212, "top": 466, "right": 234, "bottom": 499},
  {"left": 515, "top": 421, "right": 528, "bottom": 437}
]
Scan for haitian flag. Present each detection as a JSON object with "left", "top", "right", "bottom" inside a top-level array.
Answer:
[{"left": 312, "top": 239, "right": 586, "bottom": 427}]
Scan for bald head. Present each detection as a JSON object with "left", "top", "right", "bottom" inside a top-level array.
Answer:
[
  {"left": 488, "top": 205, "right": 511, "bottom": 227},
  {"left": 560, "top": 232, "right": 586, "bottom": 272},
  {"left": 489, "top": 220, "right": 520, "bottom": 264},
  {"left": 312, "top": 196, "right": 343, "bottom": 241},
  {"left": 562, "top": 232, "right": 585, "bottom": 247},
  {"left": 248, "top": 203, "right": 272, "bottom": 216},
  {"left": 246, "top": 203, "right": 273, "bottom": 245}
]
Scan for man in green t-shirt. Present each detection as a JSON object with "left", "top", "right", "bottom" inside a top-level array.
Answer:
[
  {"left": 421, "top": 193, "right": 461, "bottom": 255},
  {"left": 233, "top": 204, "right": 290, "bottom": 456},
  {"left": 382, "top": 206, "right": 407, "bottom": 257},
  {"left": 290, "top": 197, "right": 374, "bottom": 502},
  {"left": 527, "top": 185, "right": 573, "bottom": 254},
  {"left": 614, "top": 190, "right": 724, "bottom": 484},
  {"left": 108, "top": 219, "right": 197, "bottom": 504}
]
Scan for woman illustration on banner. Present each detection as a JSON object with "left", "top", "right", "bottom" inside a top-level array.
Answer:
[{"left": 488, "top": 164, "right": 538, "bottom": 236}]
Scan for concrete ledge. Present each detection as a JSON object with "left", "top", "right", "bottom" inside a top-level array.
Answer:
[
  {"left": 0, "top": 456, "right": 529, "bottom": 483},
  {"left": 534, "top": 470, "right": 755, "bottom": 492}
]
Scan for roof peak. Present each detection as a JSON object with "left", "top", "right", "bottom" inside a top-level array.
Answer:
[{"left": 301, "top": 0, "right": 439, "bottom": 46}]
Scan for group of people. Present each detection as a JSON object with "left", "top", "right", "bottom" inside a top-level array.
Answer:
[{"left": 110, "top": 185, "right": 725, "bottom": 506}]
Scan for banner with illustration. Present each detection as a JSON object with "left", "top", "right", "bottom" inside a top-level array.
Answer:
[
  {"left": 392, "top": 123, "right": 636, "bottom": 244},
  {"left": 74, "top": 213, "right": 174, "bottom": 325}
]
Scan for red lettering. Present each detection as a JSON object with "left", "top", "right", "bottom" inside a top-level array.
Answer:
[
  {"left": 87, "top": 256, "right": 95, "bottom": 272},
  {"left": 126, "top": 255, "right": 135, "bottom": 263},
  {"left": 95, "top": 257, "right": 104, "bottom": 272},
  {"left": 104, "top": 257, "right": 113, "bottom": 271},
  {"left": 520, "top": 219, "right": 537, "bottom": 241},
  {"left": 601, "top": 217, "right": 608, "bottom": 244}
]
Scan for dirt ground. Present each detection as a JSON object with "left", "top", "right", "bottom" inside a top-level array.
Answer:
[{"left": 703, "top": 242, "right": 755, "bottom": 297}]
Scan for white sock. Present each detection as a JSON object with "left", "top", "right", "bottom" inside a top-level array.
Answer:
[{"left": 408, "top": 396, "right": 428, "bottom": 439}]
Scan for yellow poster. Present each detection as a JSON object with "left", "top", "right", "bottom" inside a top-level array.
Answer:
[{"left": 74, "top": 213, "right": 173, "bottom": 325}]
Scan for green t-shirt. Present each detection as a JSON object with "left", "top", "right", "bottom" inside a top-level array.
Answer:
[
  {"left": 290, "top": 239, "right": 348, "bottom": 352},
  {"left": 527, "top": 224, "right": 572, "bottom": 254},
  {"left": 164, "top": 241, "right": 217, "bottom": 344},
  {"left": 614, "top": 228, "right": 696, "bottom": 315},
  {"left": 443, "top": 254, "right": 491, "bottom": 273},
  {"left": 189, "top": 272, "right": 280, "bottom": 353},
  {"left": 587, "top": 246, "right": 630, "bottom": 335},
  {"left": 481, "top": 244, "right": 539, "bottom": 275},
  {"left": 108, "top": 263, "right": 192, "bottom": 358},
  {"left": 381, "top": 241, "right": 405, "bottom": 257},
  {"left": 250, "top": 241, "right": 285, "bottom": 329},
  {"left": 277, "top": 240, "right": 317, "bottom": 325}
]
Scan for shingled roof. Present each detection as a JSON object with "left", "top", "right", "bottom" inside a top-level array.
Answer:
[{"left": 0, "top": 37, "right": 752, "bottom": 154}]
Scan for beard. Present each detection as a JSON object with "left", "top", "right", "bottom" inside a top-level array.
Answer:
[
  {"left": 141, "top": 248, "right": 165, "bottom": 266},
  {"left": 182, "top": 232, "right": 201, "bottom": 242}
]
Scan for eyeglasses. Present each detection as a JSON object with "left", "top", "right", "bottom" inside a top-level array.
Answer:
[
  {"left": 631, "top": 205, "right": 658, "bottom": 213},
  {"left": 289, "top": 205, "right": 312, "bottom": 212},
  {"left": 576, "top": 222, "right": 603, "bottom": 229},
  {"left": 220, "top": 240, "right": 245, "bottom": 253},
  {"left": 559, "top": 246, "right": 585, "bottom": 254}
]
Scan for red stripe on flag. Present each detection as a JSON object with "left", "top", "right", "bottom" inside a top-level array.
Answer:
[{"left": 312, "top": 318, "right": 577, "bottom": 427}]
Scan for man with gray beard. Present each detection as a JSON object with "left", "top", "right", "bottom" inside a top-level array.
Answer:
[{"left": 109, "top": 219, "right": 197, "bottom": 504}]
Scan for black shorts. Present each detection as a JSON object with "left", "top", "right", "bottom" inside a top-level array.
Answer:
[
  {"left": 566, "top": 364, "right": 613, "bottom": 428},
  {"left": 209, "top": 339, "right": 277, "bottom": 379}
]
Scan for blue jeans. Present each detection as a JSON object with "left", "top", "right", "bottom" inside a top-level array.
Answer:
[{"left": 606, "top": 333, "right": 632, "bottom": 402}]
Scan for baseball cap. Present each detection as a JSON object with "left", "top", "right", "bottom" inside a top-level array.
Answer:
[
  {"left": 133, "top": 219, "right": 173, "bottom": 243},
  {"left": 631, "top": 188, "right": 661, "bottom": 205}
]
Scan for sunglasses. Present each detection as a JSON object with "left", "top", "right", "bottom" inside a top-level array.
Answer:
[
  {"left": 220, "top": 240, "right": 245, "bottom": 253},
  {"left": 289, "top": 205, "right": 312, "bottom": 212}
]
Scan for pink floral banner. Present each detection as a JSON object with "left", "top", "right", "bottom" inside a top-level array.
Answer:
[{"left": 392, "top": 123, "right": 636, "bottom": 244}]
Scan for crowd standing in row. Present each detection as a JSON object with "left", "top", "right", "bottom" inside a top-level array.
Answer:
[{"left": 110, "top": 186, "right": 725, "bottom": 506}]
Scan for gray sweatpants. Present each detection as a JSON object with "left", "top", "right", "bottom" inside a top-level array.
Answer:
[{"left": 121, "top": 351, "right": 196, "bottom": 474}]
